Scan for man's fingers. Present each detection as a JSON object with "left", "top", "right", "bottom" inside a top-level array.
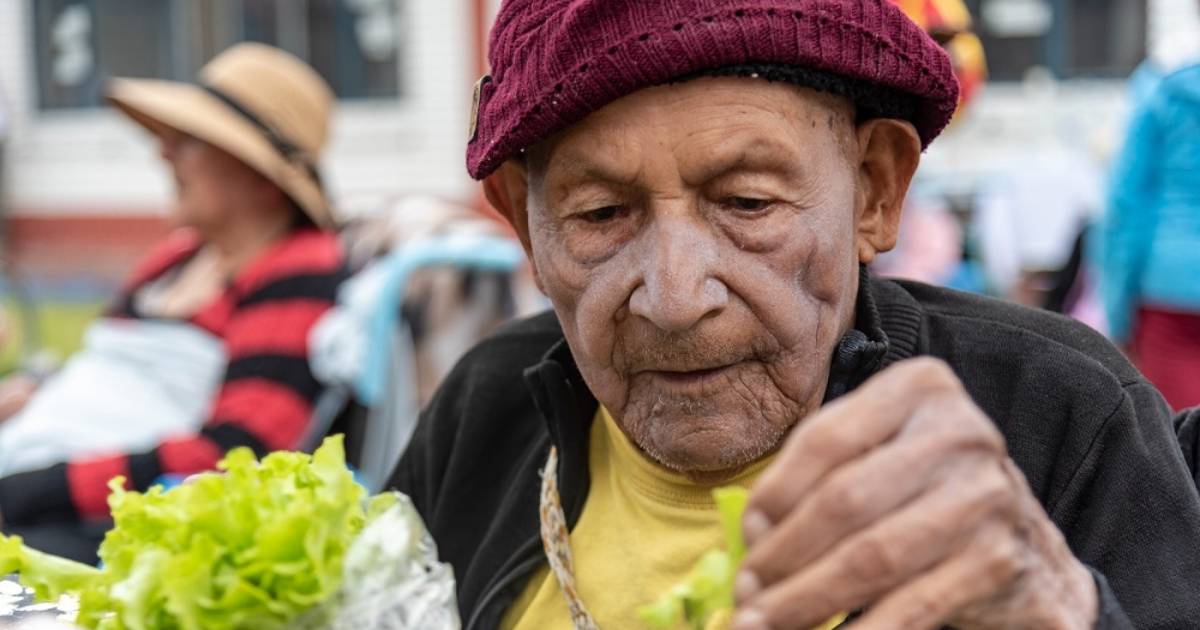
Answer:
[
  {"left": 847, "top": 529, "right": 1028, "bottom": 630},
  {"left": 748, "top": 358, "right": 966, "bottom": 535},
  {"left": 735, "top": 457, "right": 1018, "bottom": 629},
  {"left": 741, "top": 407, "right": 1005, "bottom": 587}
]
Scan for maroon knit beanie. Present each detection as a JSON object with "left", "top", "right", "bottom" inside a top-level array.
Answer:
[{"left": 467, "top": 0, "right": 960, "bottom": 180}]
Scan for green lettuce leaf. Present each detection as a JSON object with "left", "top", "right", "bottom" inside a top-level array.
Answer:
[
  {"left": 0, "top": 435, "right": 388, "bottom": 630},
  {"left": 0, "top": 534, "right": 103, "bottom": 601},
  {"left": 636, "top": 486, "right": 750, "bottom": 629}
]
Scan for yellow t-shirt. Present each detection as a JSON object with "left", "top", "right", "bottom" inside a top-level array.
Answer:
[{"left": 500, "top": 407, "right": 845, "bottom": 630}]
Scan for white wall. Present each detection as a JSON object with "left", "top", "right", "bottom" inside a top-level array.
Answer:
[
  {"left": 0, "top": 0, "right": 478, "bottom": 218},
  {"left": 0, "top": 0, "right": 32, "bottom": 210},
  {"left": 1149, "top": 0, "right": 1200, "bottom": 65},
  {"left": 916, "top": 77, "right": 1131, "bottom": 201},
  {"left": 0, "top": 0, "right": 27, "bottom": 135}
]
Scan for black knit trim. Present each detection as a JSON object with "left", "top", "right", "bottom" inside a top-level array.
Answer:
[
  {"left": 670, "top": 63, "right": 920, "bottom": 126},
  {"left": 823, "top": 265, "right": 891, "bottom": 403},
  {"left": 868, "top": 276, "right": 925, "bottom": 368}
]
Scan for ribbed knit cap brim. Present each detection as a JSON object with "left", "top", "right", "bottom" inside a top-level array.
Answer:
[{"left": 467, "top": 0, "right": 960, "bottom": 180}]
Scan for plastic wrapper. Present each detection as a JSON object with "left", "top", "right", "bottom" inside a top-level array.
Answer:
[{"left": 293, "top": 492, "right": 460, "bottom": 630}]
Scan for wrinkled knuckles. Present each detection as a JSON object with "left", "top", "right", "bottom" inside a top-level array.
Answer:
[
  {"left": 746, "top": 539, "right": 803, "bottom": 587},
  {"left": 953, "top": 538, "right": 1039, "bottom": 629},
  {"left": 842, "top": 529, "right": 909, "bottom": 588},
  {"left": 982, "top": 532, "right": 1030, "bottom": 590},
  {"left": 893, "top": 584, "right": 950, "bottom": 629},
  {"left": 969, "top": 460, "right": 1025, "bottom": 523},
  {"left": 815, "top": 476, "right": 880, "bottom": 529}
]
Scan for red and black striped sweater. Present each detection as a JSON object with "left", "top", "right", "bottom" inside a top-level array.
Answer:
[{"left": 0, "top": 226, "right": 347, "bottom": 522}]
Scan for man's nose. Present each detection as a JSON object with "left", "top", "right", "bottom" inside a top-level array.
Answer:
[{"left": 628, "top": 219, "right": 729, "bottom": 332}]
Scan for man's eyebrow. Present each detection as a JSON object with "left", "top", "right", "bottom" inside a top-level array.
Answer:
[
  {"left": 544, "top": 134, "right": 812, "bottom": 188},
  {"left": 547, "top": 150, "right": 640, "bottom": 186},
  {"left": 686, "top": 138, "right": 804, "bottom": 184}
]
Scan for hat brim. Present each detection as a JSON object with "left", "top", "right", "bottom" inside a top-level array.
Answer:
[{"left": 105, "top": 78, "right": 333, "bottom": 229}]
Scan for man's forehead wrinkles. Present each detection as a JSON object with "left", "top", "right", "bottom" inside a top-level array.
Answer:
[
  {"left": 678, "top": 135, "right": 808, "bottom": 185},
  {"left": 546, "top": 134, "right": 659, "bottom": 190},
  {"left": 550, "top": 131, "right": 811, "bottom": 194},
  {"left": 550, "top": 153, "right": 645, "bottom": 189}
]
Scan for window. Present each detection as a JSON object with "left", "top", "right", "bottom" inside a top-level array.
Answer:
[
  {"left": 32, "top": 0, "right": 403, "bottom": 110},
  {"left": 966, "top": 0, "right": 1147, "bottom": 80}
]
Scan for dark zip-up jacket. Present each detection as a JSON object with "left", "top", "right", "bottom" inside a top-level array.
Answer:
[{"left": 388, "top": 273, "right": 1200, "bottom": 630}]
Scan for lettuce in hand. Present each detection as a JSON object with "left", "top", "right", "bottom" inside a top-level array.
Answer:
[{"left": 637, "top": 486, "right": 749, "bottom": 629}]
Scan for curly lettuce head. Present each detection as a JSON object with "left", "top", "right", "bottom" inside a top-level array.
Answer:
[{"left": 0, "top": 436, "right": 397, "bottom": 630}]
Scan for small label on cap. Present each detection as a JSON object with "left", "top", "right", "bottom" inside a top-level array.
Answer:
[{"left": 468, "top": 75, "right": 492, "bottom": 143}]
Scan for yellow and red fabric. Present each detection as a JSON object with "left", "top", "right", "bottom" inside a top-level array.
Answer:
[{"left": 890, "top": 0, "right": 987, "bottom": 114}]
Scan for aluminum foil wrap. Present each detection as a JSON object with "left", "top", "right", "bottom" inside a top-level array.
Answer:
[{"left": 294, "top": 492, "right": 460, "bottom": 630}]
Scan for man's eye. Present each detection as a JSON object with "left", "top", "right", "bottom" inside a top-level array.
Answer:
[
  {"left": 581, "top": 206, "right": 624, "bottom": 223},
  {"left": 725, "top": 197, "right": 771, "bottom": 212}
]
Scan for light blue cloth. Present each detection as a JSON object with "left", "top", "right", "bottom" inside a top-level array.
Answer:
[
  {"left": 311, "top": 232, "right": 525, "bottom": 406},
  {"left": 307, "top": 232, "right": 525, "bottom": 491},
  {"left": 1093, "top": 61, "right": 1200, "bottom": 342}
]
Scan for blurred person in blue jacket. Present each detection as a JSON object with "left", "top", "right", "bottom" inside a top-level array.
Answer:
[{"left": 1095, "top": 54, "right": 1200, "bottom": 411}]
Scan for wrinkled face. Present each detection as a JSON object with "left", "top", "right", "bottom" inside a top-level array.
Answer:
[
  {"left": 516, "top": 77, "right": 910, "bottom": 483},
  {"left": 158, "top": 128, "right": 269, "bottom": 230}
]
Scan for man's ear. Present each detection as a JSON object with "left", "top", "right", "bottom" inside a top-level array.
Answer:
[
  {"left": 483, "top": 159, "right": 545, "bottom": 292},
  {"left": 853, "top": 119, "right": 921, "bottom": 264}
]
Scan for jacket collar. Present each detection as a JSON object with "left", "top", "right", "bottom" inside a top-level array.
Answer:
[
  {"left": 524, "top": 336, "right": 596, "bottom": 522},
  {"left": 823, "top": 265, "right": 890, "bottom": 401}
]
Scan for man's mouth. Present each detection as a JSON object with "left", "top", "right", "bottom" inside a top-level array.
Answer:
[{"left": 646, "top": 365, "right": 731, "bottom": 386}]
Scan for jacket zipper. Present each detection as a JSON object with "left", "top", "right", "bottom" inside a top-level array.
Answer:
[{"left": 464, "top": 535, "right": 545, "bottom": 630}]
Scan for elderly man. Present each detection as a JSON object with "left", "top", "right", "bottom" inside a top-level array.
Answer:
[{"left": 387, "top": 1, "right": 1200, "bottom": 628}]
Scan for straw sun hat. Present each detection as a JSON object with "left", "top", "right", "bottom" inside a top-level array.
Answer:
[{"left": 106, "top": 42, "right": 337, "bottom": 228}]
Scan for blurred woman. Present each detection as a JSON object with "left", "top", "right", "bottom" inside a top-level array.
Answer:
[
  {"left": 1095, "top": 56, "right": 1200, "bottom": 410},
  {"left": 0, "top": 43, "right": 347, "bottom": 562}
]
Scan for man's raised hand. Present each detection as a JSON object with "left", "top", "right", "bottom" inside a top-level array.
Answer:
[{"left": 732, "top": 358, "right": 1098, "bottom": 630}]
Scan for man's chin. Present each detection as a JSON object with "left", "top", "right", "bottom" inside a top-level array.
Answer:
[{"left": 638, "top": 422, "right": 785, "bottom": 484}]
